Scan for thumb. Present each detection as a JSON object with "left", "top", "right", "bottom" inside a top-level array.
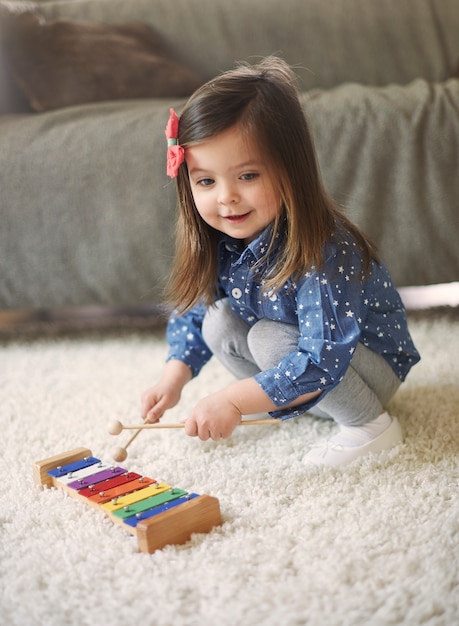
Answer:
[{"left": 145, "top": 405, "right": 164, "bottom": 424}]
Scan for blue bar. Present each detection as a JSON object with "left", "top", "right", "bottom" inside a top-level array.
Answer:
[
  {"left": 123, "top": 493, "right": 199, "bottom": 528},
  {"left": 47, "top": 456, "right": 101, "bottom": 477}
]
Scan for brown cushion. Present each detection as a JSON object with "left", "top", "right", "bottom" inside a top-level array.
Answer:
[{"left": 2, "top": 11, "right": 203, "bottom": 111}]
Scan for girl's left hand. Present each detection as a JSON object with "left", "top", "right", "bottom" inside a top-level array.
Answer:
[{"left": 184, "top": 391, "right": 242, "bottom": 441}]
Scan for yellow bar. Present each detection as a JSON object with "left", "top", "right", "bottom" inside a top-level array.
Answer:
[{"left": 100, "top": 483, "right": 171, "bottom": 513}]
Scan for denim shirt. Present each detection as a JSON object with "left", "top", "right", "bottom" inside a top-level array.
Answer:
[{"left": 166, "top": 225, "right": 420, "bottom": 419}]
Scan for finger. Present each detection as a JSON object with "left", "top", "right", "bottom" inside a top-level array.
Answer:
[
  {"left": 184, "top": 418, "right": 198, "bottom": 437},
  {"left": 145, "top": 393, "right": 174, "bottom": 423},
  {"left": 141, "top": 387, "right": 157, "bottom": 407},
  {"left": 145, "top": 412, "right": 162, "bottom": 424},
  {"left": 141, "top": 397, "right": 157, "bottom": 421},
  {"left": 198, "top": 429, "right": 210, "bottom": 441},
  {"left": 145, "top": 399, "right": 168, "bottom": 423},
  {"left": 145, "top": 407, "right": 164, "bottom": 424}
]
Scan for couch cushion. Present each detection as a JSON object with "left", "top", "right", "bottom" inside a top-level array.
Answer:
[
  {"left": 2, "top": 0, "right": 459, "bottom": 115},
  {"left": 304, "top": 77, "right": 459, "bottom": 286},
  {"left": 2, "top": 10, "right": 202, "bottom": 111},
  {"left": 25, "top": 0, "right": 459, "bottom": 89},
  {"left": 0, "top": 99, "right": 178, "bottom": 308},
  {"left": 0, "top": 77, "right": 457, "bottom": 309}
]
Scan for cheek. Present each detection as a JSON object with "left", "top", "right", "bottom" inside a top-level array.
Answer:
[
  {"left": 189, "top": 187, "right": 205, "bottom": 212},
  {"left": 257, "top": 181, "right": 281, "bottom": 214},
  {"left": 266, "top": 190, "right": 282, "bottom": 218},
  {"left": 191, "top": 192, "right": 215, "bottom": 223}
]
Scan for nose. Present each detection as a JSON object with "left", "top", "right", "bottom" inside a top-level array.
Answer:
[{"left": 217, "top": 181, "right": 239, "bottom": 206}]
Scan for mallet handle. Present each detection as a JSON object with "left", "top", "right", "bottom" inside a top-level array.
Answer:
[{"left": 121, "top": 418, "right": 278, "bottom": 430}]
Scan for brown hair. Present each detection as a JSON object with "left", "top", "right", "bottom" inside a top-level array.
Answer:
[{"left": 167, "top": 56, "right": 378, "bottom": 312}]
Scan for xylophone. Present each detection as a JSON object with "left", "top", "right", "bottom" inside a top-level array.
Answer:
[{"left": 33, "top": 447, "right": 222, "bottom": 554}]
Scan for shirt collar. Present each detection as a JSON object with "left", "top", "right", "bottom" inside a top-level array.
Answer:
[{"left": 220, "top": 223, "right": 277, "bottom": 262}]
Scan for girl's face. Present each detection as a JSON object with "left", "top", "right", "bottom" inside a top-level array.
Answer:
[{"left": 186, "top": 124, "right": 281, "bottom": 245}]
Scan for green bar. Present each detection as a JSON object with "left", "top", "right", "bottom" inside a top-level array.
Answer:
[{"left": 112, "top": 488, "right": 187, "bottom": 519}]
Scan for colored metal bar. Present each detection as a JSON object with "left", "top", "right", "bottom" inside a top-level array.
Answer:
[
  {"left": 113, "top": 488, "right": 188, "bottom": 520},
  {"left": 101, "top": 483, "right": 171, "bottom": 513},
  {"left": 47, "top": 456, "right": 100, "bottom": 478},
  {"left": 66, "top": 466, "right": 126, "bottom": 490},
  {"left": 122, "top": 493, "right": 199, "bottom": 527},
  {"left": 85, "top": 476, "right": 157, "bottom": 504},
  {"left": 53, "top": 461, "right": 124, "bottom": 486},
  {"left": 78, "top": 472, "right": 142, "bottom": 498}
]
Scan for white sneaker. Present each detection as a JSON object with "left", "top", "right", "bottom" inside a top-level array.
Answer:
[{"left": 303, "top": 416, "right": 403, "bottom": 468}]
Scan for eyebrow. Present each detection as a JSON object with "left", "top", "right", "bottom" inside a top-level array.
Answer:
[{"left": 189, "top": 160, "right": 263, "bottom": 176}]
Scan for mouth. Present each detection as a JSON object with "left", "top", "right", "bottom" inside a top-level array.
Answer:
[{"left": 223, "top": 212, "right": 251, "bottom": 223}]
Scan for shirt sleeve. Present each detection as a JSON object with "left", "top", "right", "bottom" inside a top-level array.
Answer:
[
  {"left": 166, "top": 303, "right": 213, "bottom": 377},
  {"left": 254, "top": 244, "right": 369, "bottom": 419}
]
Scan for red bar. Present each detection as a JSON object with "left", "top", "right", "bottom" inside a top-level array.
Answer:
[{"left": 85, "top": 474, "right": 157, "bottom": 504}]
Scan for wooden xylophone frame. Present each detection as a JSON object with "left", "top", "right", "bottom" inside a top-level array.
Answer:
[{"left": 33, "top": 447, "right": 222, "bottom": 554}]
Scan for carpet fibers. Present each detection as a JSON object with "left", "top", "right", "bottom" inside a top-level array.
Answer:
[{"left": 1, "top": 314, "right": 458, "bottom": 626}]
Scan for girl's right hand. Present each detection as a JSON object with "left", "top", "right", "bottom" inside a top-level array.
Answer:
[
  {"left": 141, "top": 382, "right": 182, "bottom": 424},
  {"left": 140, "top": 359, "right": 193, "bottom": 424}
]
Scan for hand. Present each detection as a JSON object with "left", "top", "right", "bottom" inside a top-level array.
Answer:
[
  {"left": 183, "top": 378, "right": 323, "bottom": 441},
  {"left": 184, "top": 391, "right": 242, "bottom": 441},
  {"left": 141, "top": 360, "right": 192, "bottom": 423},
  {"left": 141, "top": 381, "right": 182, "bottom": 424}
]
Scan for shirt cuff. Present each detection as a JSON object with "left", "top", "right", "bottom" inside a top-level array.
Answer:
[
  {"left": 254, "top": 368, "right": 326, "bottom": 420},
  {"left": 166, "top": 347, "right": 211, "bottom": 378}
]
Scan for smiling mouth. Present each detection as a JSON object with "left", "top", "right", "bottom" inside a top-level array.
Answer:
[{"left": 224, "top": 212, "right": 251, "bottom": 222}]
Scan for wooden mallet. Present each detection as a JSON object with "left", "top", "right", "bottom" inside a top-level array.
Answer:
[{"left": 108, "top": 418, "right": 279, "bottom": 462}]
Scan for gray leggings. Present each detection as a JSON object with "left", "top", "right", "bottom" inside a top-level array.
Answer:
[{"left": 202, "top": 298, "right": 401, "bottom": 427}]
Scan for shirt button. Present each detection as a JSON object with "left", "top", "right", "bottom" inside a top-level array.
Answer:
[{"left": 231, "top": 287, "right": 243, "bottom": 299}]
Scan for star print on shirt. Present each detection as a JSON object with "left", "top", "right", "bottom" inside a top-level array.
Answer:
[{"left": 166, "top": 225, "right": 420, "bottom": 418}]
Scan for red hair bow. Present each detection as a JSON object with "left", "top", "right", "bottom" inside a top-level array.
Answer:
[{"left": 165, "top": 108, "right": 185, "bottom": 178}]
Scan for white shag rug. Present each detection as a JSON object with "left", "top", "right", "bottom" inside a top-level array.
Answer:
[{"left": 1, "top": 314, "right": 458, "bottom": 626}]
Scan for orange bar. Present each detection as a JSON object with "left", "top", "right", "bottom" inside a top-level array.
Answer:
[{"left": 86, "top": 475, "right": 156, "bottom": 504}]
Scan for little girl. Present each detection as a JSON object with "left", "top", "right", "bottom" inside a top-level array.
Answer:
[{"left": 141, "top": 56, "right": 420, "bottom": 468}]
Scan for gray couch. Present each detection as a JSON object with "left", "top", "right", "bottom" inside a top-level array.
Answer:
[{"left": 1, "top": 0, "right": 459, "bottom": 312}]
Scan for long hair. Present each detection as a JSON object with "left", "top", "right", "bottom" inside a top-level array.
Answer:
[{"left": 167, "top": 56, "right": 378, "bottom": 312}]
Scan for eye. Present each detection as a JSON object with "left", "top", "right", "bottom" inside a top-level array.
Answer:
[
  {"left": 240, "top": 172, "right": 259, "bottom": 181},
  {"left": 196, "top": 177, "right": 214, "bottom": 187}
]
